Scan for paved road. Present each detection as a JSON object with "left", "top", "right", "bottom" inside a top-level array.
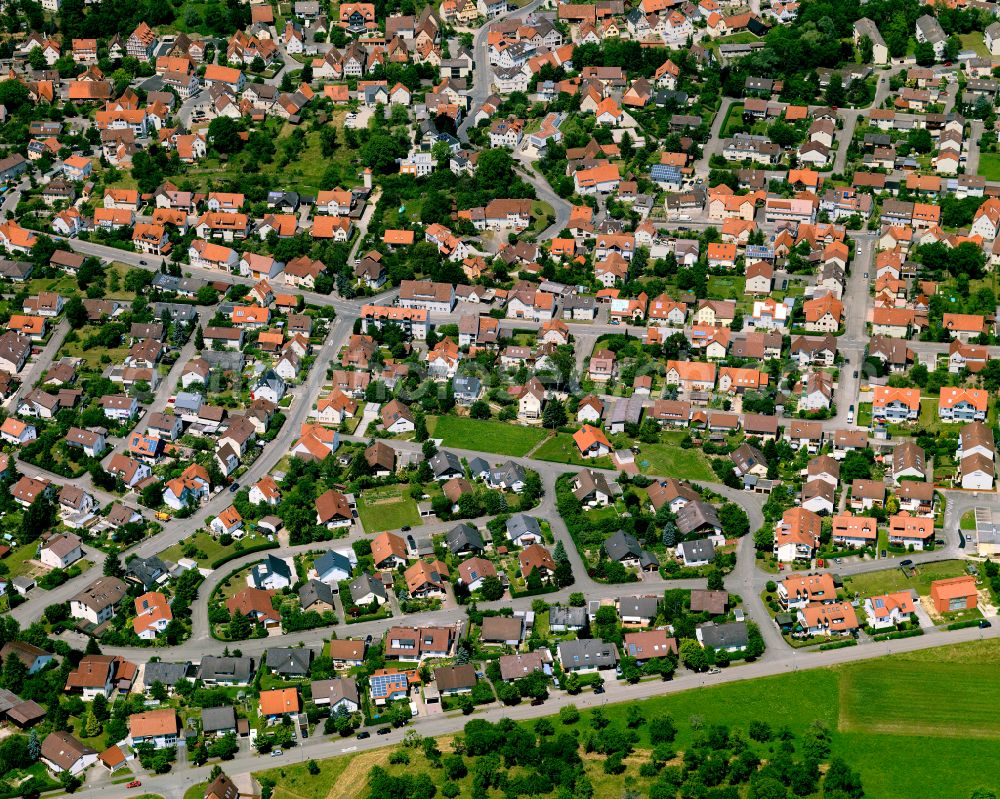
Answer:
[
  {"left": 457, "top": 0, "right": 547, "bottom": 142},
  {"left": 967, "top": 119, "right": 984, "bottom": 177},
  {"left": 514, "top": 160, "right": 572, "bottom": 239},
  {"left": 694, "top": 97, "right": 735, "bottom": 176},
  {"left": 347, "top": 188, "right": 382, "bottom": 264},
  {"left": 67, "top": 613, "right": 1000, "bottom": 799},
  {"left": 9, "top": 319, "right": 70, "bottom": 408}
]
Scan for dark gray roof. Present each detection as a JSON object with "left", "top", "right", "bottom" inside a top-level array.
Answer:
[
  {"left": 549, "top": 605, "right": 586, "bottom": 628},
  {"left": 197, "top": 656, "right": 255, "bottom": 684},
  {"left": 429, "top": 449, "right": 462, "bottom": 478},
  {"left": 618, "top": 595, "right": 659, "bottom": 620},
  {"left": 506, "top": 513, "right": 541, "bottom": 540},
  {"left": 604, "top": 529, "right": 642, "bottom": 561},
  {"left": 349, "top": 571, "right": 386, "bottom": 604},
  {"left": 299, "top": 579, "right": 336, "bottom": 610},
  {"left": 468, "top": 456, "right": 490, "bottom": 476},
  {"left": 558, "top": 638, "right": 619, "bottom": 669},
  {"left": 445, "top": 523, "right": 484, "bottom": 554},
  {"left": 677, "top": 538, "right": 716, "bottom": 563},
  {"left": 314, "top": 550, "right": 352, "bottom": 579},
  {"left": 126, "top": 555, "right": 168, "bottom": 589},
  {"left": 697, "top": 621, "right": 748, "bottom": 649},
  {"left": 201, "top": 705, "right": 237, "bottom": 733},
  {"left": 490, "top": 460, "right": 526, "bottom": 487},
  {"left": 251, "top": 554, "right": 293, "bottom": 588},
  {"left": 143, "top": 661, "right": 190, "bottom": 687},
  {"left": 265, "top": 647, "right": 313, "bottom": 676}
]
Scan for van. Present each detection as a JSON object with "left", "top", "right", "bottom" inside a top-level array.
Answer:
[{"left": 847, "top": 405, "right": 855, "bottom": 424}]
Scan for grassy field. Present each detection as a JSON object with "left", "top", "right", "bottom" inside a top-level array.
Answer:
[
  {"left": 707, "top": 274, "right": 746, "bottom": 299},
  {"left": 959, "top": 31, "right": 989, "bottom": 58},
  {"left": 840, "top": 658, "right": 1000, "bottom": 738},
  {"left": 4, "top": 543, "right": 43, "bottom": 579},
  {"left": 280, "top": 640, "right": 1000, "bottom": 799},
  {"left": 258, "top": 746, "right": 377, "bottom": 799},
  {"left": 357, "top": 485, "right": 421, "bottom": 533},
  {"left": 977, "top": 152, "right": 1000, "bottom": 181},
  {"left": 843, "top": 559, "right": 970, "bottom": 599},
  {"left": 635, "top": 433, "right": 715, "bottom": 481},
  {"left": 916, "top": 397, "right": 957, "bottom": 435},
  {"left": 532, "top": 433, "right": 613, "bottom": 469},
  {"left": 427, "top": 415, "right": 548, "bottom": 457},
  {"left": 286, "top": 640, "right": 1000, "bottom": 799},
  {"left": 179, "top": 115, "right": 360, "bottom": 195},
  {"left": 158, "top": 530, "right": 269, "bottom": 567},
  {"left": 27, "top": 263, "right": 136, "bottom": 301},
  {"left": 61, "top": 323, "right": 131, "bottom": 369}
]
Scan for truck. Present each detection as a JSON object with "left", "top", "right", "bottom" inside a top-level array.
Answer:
[{"left": 155, "top": 511, "right": 171, "bottom": 521}]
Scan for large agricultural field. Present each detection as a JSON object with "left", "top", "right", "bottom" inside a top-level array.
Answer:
[{"left": 253, "top": 640, "right": 1000, "bottom": 799}]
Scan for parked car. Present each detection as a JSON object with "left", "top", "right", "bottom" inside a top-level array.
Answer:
[
  {"left": 271, "top": 749, "right": 282, "bottom": 757},
  {"left": 229, "top": 482, "right": 240, "bottom": 493},
  {"left": 127, "top": 782, "right": 142, "bottom": 789},
  {"left": 979, "top": 619, "right": 991, "bottom": 629},
  {"left": 377, "top": 727, "right": 391, "bottom": 735},
  {"left": 357, "top": 731, "right": 371, "bottom": 739}
]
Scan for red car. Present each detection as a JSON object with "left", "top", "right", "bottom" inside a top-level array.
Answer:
[{"left": 127, "top": 781, "right": 142, "bottom": 789}]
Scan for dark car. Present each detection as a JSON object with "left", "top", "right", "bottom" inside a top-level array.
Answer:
[
  {"left": 401, "top": 525, "right": 411, "bottom": 532},
  {"left": 357, "top": 731, "right": 370, "bottom": 739},
  {"left": 979, "top": 619, "right": 992, "bottom": 629},
  {"left": 593, "top": 685, "right": 605, "bottom": 695},
  {"left": 853, "top": 370, "right": 859, "bottom": 378},
  {"left": 377, "top": 727, "right": 391, "bottom": 735},
  {"left": 229, "top": 482, "right": 240, "bottom": 493},
  {"left": 900, "top": 559, "right": 913, "bottom": 567},
  {"left": 139, "top": 260, "right": 148, "bottom": 266}
]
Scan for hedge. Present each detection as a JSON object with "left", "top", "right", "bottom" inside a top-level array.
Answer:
[
  {"left": 818, "top": 639, "right": 858, "bottom": 651},
  {"left": 210, "top": 541, "right": 279, "bottom": 570},
  {"left": 872, "top": 628, "right": 924, "bottom": 642},
  {"left": 947, "top": 619, "right": 984, "bottom": 631}
]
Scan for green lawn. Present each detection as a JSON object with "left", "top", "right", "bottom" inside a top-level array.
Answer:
[
  {"left": 259, "top": 639, "right": 1000, "bottom": 799},
  {"left": 916, "top": 397, "right": 959, "bottom": 435},
  {"left": 357, "top": 486, "right": 421, "bottom": 533},
  {"left": 959, "top": 31, "right": 989, "bottom": 58},
  {"left": 961, "top": 510, "right": 976, "bottom": 530},
  {"left": 977, "top": 152, "right": 1000, "bottom": 181},
  {"left": 60, "top": 323, "right": 131, "bottom": 370},
  {"left": 158, "top": 530, "right": 269, "bottom": 567},
  {"left": 256, "top": 758, "right": 355, "bottom": 799},
  {"left": 635, "top": 434, "right": 715, "bottom": 481},
  {"left": 840, "top": 658, "right": 999, "bottom": 737},
  {"left": 170, "top": 115, "right": 360, "bottom": 195},
  {"left": 427, "top": 415, "right": 548, "bottom": 457},
  {"left": 3, "top": 542, "right": 41, "bottom": 579},
  {"left": 843, "top": 559, "right": 970, "bottom": 599},
  {"left": 532, "top": 433, "right": 613, "bottom": 469},
  {"left": 721, "top": 103, "right": 746, "bottom": 136},
  {"left": 707, "top": 274, "right": 746, "bottom": 299}
]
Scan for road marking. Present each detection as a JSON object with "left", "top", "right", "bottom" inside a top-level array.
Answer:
[{"left": 341, "top": 746, "right": 357, "bottom": 753}]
